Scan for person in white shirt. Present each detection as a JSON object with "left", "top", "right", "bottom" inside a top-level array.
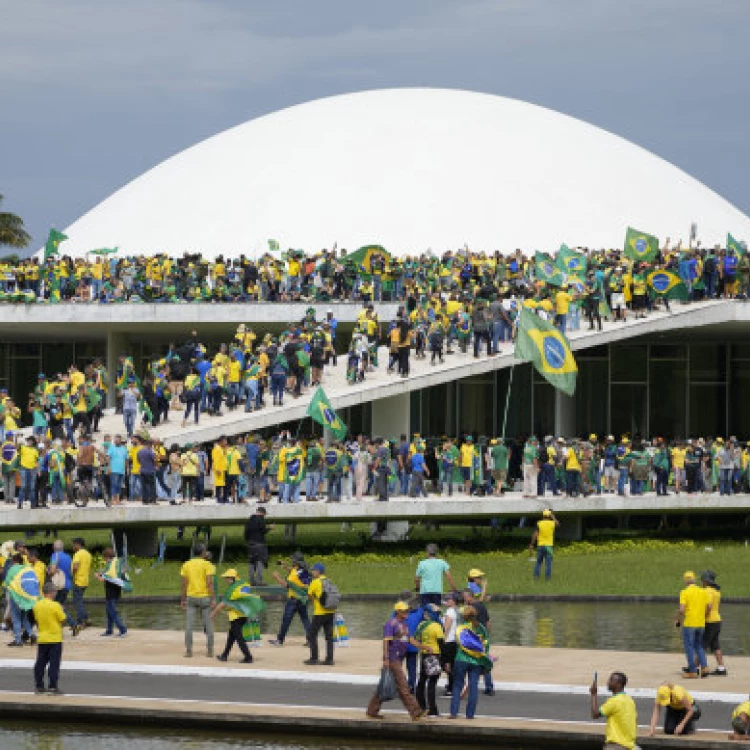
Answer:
[{"left": 441, "top": 591, "right": 459, "bottom": 697}]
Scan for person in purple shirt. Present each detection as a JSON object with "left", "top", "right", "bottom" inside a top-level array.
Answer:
[
  {"left": 137, "top": 439, "right": 157, "bottom": 504},
  {"left": 366, "top": 601, "right": 431, "bottom": 721}
]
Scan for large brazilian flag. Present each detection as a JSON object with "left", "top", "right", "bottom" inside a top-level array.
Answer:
[
  {"left": 514, "top": 308, "right": 577, "bottom": 396},
  {"left": 306, "top": 386, "right": 347, "bottom": 440},
  {"left": 222, "top": 581, "right": 266, "bottom": 618},
  {"left": 624, "top": 226, "right": 659, "bottom": 263},
  {"left": 534, "top": 252, "right": 567, "bottom": 287},
  {"left": 4, "top": 565, "right": 41, "bottom": 610},
  {"left": 556, "top": 244, "right": 587, "bottom": 276},
  {"left": 646, "top": 270, "right": 689, "bottom": 301},
  {"left": 727, "top": 233, "right": 745, "bottom": 257}
]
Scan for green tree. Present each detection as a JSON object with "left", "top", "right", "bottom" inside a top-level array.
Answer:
[{"left": 0, "top": 195, "right": 31, "bottom": 249}]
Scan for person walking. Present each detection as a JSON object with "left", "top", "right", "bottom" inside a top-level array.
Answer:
[
  {"left": 304, "top": 563, "right": 335, "bottom": 666},
  {"left": 589, "top": 671, "right": 638, "bottom": 750},
  {"left": 441, "top": 591, "right": 459, "bottom": 696},
  {"left": 95, "top": 547, "right": 128, "bottom": 637},
  {"left": 701, "top": 570, "right": 727, "bottom": 675},
  {"left": 648, "top": 682, "right": 700, "bottom": 737},
  {"left": 522, "top": 436, "right": 539, "bottom": 498},
  {"left": 210, "top": 569, "right": 253, "bottom": 664},
  {"left": 70, "top": 538, "right": 92, "bottom": 628},
  {"left": 366, "top": 601, "right": 430, "bottom": 721},
  {"left": 414, "top": 544, "right": 457, "bottom": 606},
  {"left": 269, "top": 552, "right": 311, "bottom": 647},
  {"left": 415, "top": 604, "right": 445, "bottom": 717},
  {"left": 676, "top": 570, "right": 709, "bottom": 679},
  {"left": 47, "top": 540, "right": 72, "bottom": 605},
  {"left": 32, "top": 582, "right": 74, "bottom": 694},
  {"left": 449, "top": 605, "right": 491, "bottom": 720},
  {"left": 244, "top": 506, "right": 272, "bottom": 585},
  {"left": 180, "top": 544, "right": 216, "bottom": 658},
  {"left": 530, "top": 509, "right": 559, "bottom": 581}
]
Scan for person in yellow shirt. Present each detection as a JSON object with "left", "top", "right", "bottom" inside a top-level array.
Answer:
[
  {"left": 305, "top": 563, "right": 336, "bottom": 666},
  {"left": 459, "top": 437, "right": 475, "bottom": 494},
  {"left": 414, "top": 604, "right": 444, "bottom": 717},
  {"left": 671, "top": 443, "right": 687, "bottom": 493},
  {"left": 71, "top": 538, "right": 92, "bottom": 627},
  {"left": 530, "top": 509, "right": 560, "bottom": 580},
  {"left": 210, "top": 569, "right": 253, "bottom": 664},
  {"left": 648, "top": 682, "right": 699, "bottom": 737},
  {"left": 269, "top": 552, "right": 311, "bottom": 646},
  {"left": 18, "top": 436, "right": 39, "bottom": 508},
  {"left": 731, "top": 699, "right": 750, "bottom": 739},
  {"left": 563, "top": 440, "right": 582, "bottom": 497},
  {"left": 28, "top": 547, "right": 45, "bottom": 587},
  {"left": 33, "top": 581, "right": 74, "bottom": 694},
  {"left": 180, "top": 544, "right": 216, "bottom": 658},
  {"left": 554, "top": 286, "right": 573, "bottom": 334},
  {"left": 212, "top": 437, "right": 228, "bottom": 503},
  {"left": 701, "top": 570, "right": 726, "bottom": 675},
  {"left": 590, "top": 671, "right": 638, "bottom": 750},
  {"left": 128, "top": 437, "right": 142, "bottom": 502},
  {"left": 677, "top": 571, "right": 710, "bottom": 678}
]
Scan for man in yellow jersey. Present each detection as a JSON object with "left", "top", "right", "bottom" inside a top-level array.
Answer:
[
  {"left": 590, "top": 671, "right": 638, "bottom": 749},
  {"left": 71, "top": 537, "right": 92, "bottom": 628},
  {"left": 304, "top": 562, "right": 336, "bottom": 666},
  {"left": 648, "top": 682, "right": 699, "bottom": 736},
  {"left": 212, "top": 436, "right": 228, "bottom": 503},
  {"left": 529, "top": 509, "right": 560, "bottom": 581},
  {"left": 269, "top": 551, "right": 311, "bottom": 647},
  {"left": 33, "top": 582, "right": 75, "bottom": 694},
  {"left": 459, "top": 436, "right": 475, "bottom": 494},
  {"left": 702, "top": 570, "right": 727, "bottom": 675},
  {"left": 180, "top": 544, "right": 216, "bottom": 658},
  {"left": 676, "top": 571, "right": 709, "bottom": 678}
]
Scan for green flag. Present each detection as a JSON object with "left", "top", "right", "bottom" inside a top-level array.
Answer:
[
  {"left": 624, "top": 226, "right": 659, "bottom": 263},
  {"left": 556, "top": 244, "right": 587, "bottom": 276},
  {"left": 514, "top": 307, "right": 577, "bottom": 396},
  {"left": 90, "top": 247, "right": 118, "bottom": 256},
  {"left": 306, "top": 386, "right": 347, "bottom": 440},
  {"left": 44, "top": 229, "right": 68, "bottom": 262},
  {"left": 534, "top": 252, "right": 567, "bottom": 286},
  {"left": 646, "top": 270, "right": 690, "bottom": 301},
  {"left": 727, "top": 233, "right": 745, "bottom": 257},
  {"left": 222, "top": 581, "right": 266, "bottom": 618},
  {"left": 268, "top": 239, "right": 279, "bottom": 252}
]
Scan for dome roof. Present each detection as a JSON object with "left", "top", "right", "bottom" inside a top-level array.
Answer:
[{"left": 59, "top": 88, "right": 750, "bottom": 258}]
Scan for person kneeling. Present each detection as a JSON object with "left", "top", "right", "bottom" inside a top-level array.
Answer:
[{"left": 648, "top": 682, "right": 700, "bottom": 737}]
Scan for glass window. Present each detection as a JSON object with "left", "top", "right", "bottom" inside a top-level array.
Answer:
[
  {"left": 421, "top": 383, "right": 451, "bottom": 438},
  {"left": 650, "top": 344, "right": 686, "bottom": 360},
  {"left": 731, "top": 344, "right": 750, "bottom": 360},
  {"left": 610, "top": 345, "right": 647, "bottom": 383},
  {"left": 12, "top": 343, "right": 40, "bottom": 357},
  {"left": 690, "top": 384, "right": 726, "bottom": 437},
  {"left": 610, "top": 384, "right": 648, "bottom": 439},
  {"left": 497, "top": 364, "right": 532, "bottom": 438},
  {"left": 43, "top": 344, "right": 75, "bottom": 380},
  {"left": 575, "top": 359, "right": 608, "bottom": 439},
  {"left": 650, "top": 361, "right": 686, "bottom": 440},
  {"left": 690, "top": 344, "right": 727, "bottom": 383},
  {"left": 581, "top": 345, "right": 608, "bottom": 359},
  {"left": 458, "top": 375, "right": 494, "bottom": 439},
  {"left": 730, "top": 362, "right": 750, "bottom": 438},
  {"left": 533, "top": 382, "right": 555, "bottom": 439}
]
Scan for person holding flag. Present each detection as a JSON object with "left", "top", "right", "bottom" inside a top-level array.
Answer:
[
  {"left": 5, "top": 552, "right": 40, "bottom": 646},
  {"left": 211, "top": 569, "right": 263, "bottom": 663},
  {"left": 449, "top": 605, "right": 493, "bottom": 720},
  {"left": 95, "top": 546, "right": 131, "bottom": 637},
  {"left": 282, "top": 438, "right": 305, "bottom": 504},
  {"left": 306, "top": 386, "right": 347, "bottom": 441}
]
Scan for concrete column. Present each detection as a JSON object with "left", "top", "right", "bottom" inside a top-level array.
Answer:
[
  {"left": 106, "top": 329, "right": 127, "bottom": 408},
  {"left": 114, "top": 527, "right": 159, "bottom": 557},
  {"left": 371, "top": 392, "right": 410, "bottom": 443},
  {"left": 554, "top": 390, "right": 575, "bottom": 437}
]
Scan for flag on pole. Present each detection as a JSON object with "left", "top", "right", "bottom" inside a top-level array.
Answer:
[
  {"left": 514, "top": 307, "right": 577, "bottom": 396},
  {"left": 646, "top": 270, "right": 690, "bottom": 301},
  {"left": 534, "top": 252, "right": 567, "bottom": 286},
  {"left": 44, "top": 229, "right": 68, "bottom": 262},
  {"left": 727, "top": 233, "right": 745, "bottom": 256},
  {"left": 102, "top": 556, "right": 133, "bottom": 592},
  {"left": 624, "top": 226, "right": 659, "bottom": 263},
  {"left": 268, "top": 239, "right": 279, "bottom": 252},
  {"left": 306, "top": 386, "right": 347, "bottom": 440},
  {"left": 556, "top": 244, "right": 587, "bottom": 276},
  {"left": 222, "top": 581, "right": 266, "bottom": 618}
]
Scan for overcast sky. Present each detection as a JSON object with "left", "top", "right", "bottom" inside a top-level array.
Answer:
[{"left": 2, "top": 0, "right": 749, "bottom": 251}]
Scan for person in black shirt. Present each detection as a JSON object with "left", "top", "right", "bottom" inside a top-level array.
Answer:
[
  {"left": 244, "top": 507, "right": 273, "bottom": 585},
  {"left": 95, "top": 547, "right": 127, "bottom": 637}
]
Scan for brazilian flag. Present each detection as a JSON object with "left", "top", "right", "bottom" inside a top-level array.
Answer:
[
  {"left": 647, "top": 270, "right": 689, "bottom": 301},
  {"left": 44, "top": 229, "right": 68, "bottom": 262},
  {"left": 222, "top": 581, "right": 266, "bottom": 618},
  {"left": 268, "top": 239, "right": 280, "bottom": 252},
  {"left": 727, "top": 233, "right": 745, "bottom": 257},
  {"left": 534, "top": 252, "right": 567, "bottom": 287},
  {"left": 514, "top": 307, "right": 577, "bottom": 396},
  {"left": 102, "top": 557, "right": 133, "bottom": 593},
  {"left": 346, "top": 245, "right": 391, "bottom": 273},
  {"left": 306, "top": 386, "right": 347, "bottom": 440},
  {"left": 624, "top": 226, "right": 659, "bottom": 263},
  {"left": 284, "top": 445, "right": 305, "bottom": 485},
  {"left": 4, "top": 565, "right": 41, "bottom": 611},
  {"left": 556, "top": 244, "right": 587, "bottom": 276}
]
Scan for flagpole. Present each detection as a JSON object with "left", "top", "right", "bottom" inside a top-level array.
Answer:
[{"left": 501, "top": 365, "right": 515, "bottom": 440}]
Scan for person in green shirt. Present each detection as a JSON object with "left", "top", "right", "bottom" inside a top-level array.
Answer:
[
  {"left": 522, "top": 437, "right": 539, "bottom": 498},
  {"left": 489, "top": 438, "right": 509, "bottom": 495},
  {"left": 438, "top": 439, "right": 459, "bottom": 496},
  {"left": 305, "top": 439, "right": 323, "bottom": 501},
  {"left": 324, "top": 445, "right": 343, "bottom": 502},
  {"left": 653, "top": 438, "right": 670, "bottom": 496},
  {"left": 449, "top": 605, "right": 491, "bottom": 720}
]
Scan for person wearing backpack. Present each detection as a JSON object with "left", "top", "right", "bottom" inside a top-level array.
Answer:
[{"left": 304, "top": 562, "right": 337, "bottom": 666}]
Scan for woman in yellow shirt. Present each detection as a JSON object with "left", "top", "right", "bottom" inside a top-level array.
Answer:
[
  {"left": 415, "top": 604, "right": 444, "bottom": 717},
  {"left": 18, "top": 436, "right": 39, "bottom": 509}
]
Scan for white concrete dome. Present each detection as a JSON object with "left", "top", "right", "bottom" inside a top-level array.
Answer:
[{"left": 58, "top": 88, "right": 750, "bottom": 258}]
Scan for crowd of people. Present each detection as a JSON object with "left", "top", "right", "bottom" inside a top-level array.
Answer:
[
  {"left": 2, "top": 240, "right": 748, "bottom": 306},
  {"left": 5, "top": 423, "right": 750, "bottom": 510}
]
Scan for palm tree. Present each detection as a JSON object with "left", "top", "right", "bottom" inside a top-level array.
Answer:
[{"left": 0, "top": 194, "right": 31, "bottom": 249}]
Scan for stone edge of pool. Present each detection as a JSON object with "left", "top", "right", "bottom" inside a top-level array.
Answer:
[{"left": 0, "top": 695, "right": 734, "bottom": 749}]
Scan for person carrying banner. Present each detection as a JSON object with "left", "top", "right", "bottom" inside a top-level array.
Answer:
[
  {"left": 211, "top": 569, "right": 263, "bottom": 664},
  {"left": 95, "top": 546, "right": 130, "bottom": 637}
]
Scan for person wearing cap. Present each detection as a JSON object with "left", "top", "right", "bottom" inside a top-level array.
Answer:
[
  {"left": 467, "top": 569, "right": 487, "bottom": 602},
  {"left": 415, "top": 543, "right": 457, "bottom": 607},
  {"left": 366, "top": 601, "right": 429, "bottom": 721},
  {"left": 459, "top": 436, "right": 475, "bottom": 495},
  {"left": 603, "top": 435, "right": 618, "bottom": 494},
  {"left": 676, "top": 571, "right": 709, "bottom": 678},
  {"left": 589, "top": 671, "right": 638, "bottom": 750},
  {"left": 702, "top": 570, "right": 726, "bottom": 676},
  {"left": 269, "top": 551, "right": 311, "bottom": 647},
  {"left": 648, "top": 682, "right": 699, "bottom": 736},
  {"left": 180, "top": 543, "right": 216, "bottom": 658},
  {"left": 414, "top": 604, "right": 445, "bottom": 717},
  {"left": 70, "top": 537, "right": 92, "bottom": 628},
  {"left": 304, "top": 562, "right": 335, "bottom": 666},
  {"left": 489, "top": 438, "right": 508, "bottom": 496},
  {"left": 730, "top": 698, "right": 750, "bottom": 740},
  {"left": 530, "top": 509, "right": 559, "bottom": 581},
  {"left": 210, "top": 569, "right": 253, "bottom": 664}
]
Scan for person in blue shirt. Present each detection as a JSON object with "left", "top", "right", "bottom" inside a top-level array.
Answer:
[
  {"left": 409, "top": 450, "right": 430, "bottom": 498},
  {"left": 396, "top": 592, "right": 424, "bottom": 694},
  {"left": 244, "top": 438, "right": 261, "bottom": 498},
  {"left": 195, "top": 354, "right": 213, "bottom": 412},
  {"left": 107, "top": 434, "right": 129, "bottom": 505},
  {"left": 48, "top": 539, "right": 73, "bottom": 605}
]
